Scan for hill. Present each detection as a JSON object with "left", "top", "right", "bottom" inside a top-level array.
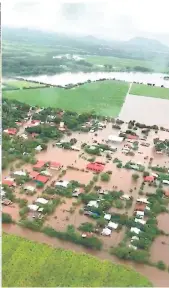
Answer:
[
  {"left": 126, "top": 37, "right": 169, "bottom": 53},
  {"left": 2, "top": 233, "right": 152, "bottom": 287}
]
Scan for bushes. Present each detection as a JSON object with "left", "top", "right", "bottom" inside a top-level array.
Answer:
[
  {"left": 79, "top": 222, "right": 95, "bottom": 232},
  {"left": 2, "top": 213, "right": 13, "bottom": 223},
  {"left": 19, "top": 219, "right": 43, "bottom": 231},
  {"left": 112, "top": 246, "right": 149, "bottom": 263},
  {"left": 101, "top": 172, "right": 110, "bottom": 182},
  {"left": 156, "top": 261, "right": 166, "bottom": 270},
  {"left": 132, "top": 173, "right": 139, "bottom": 181},
  {"left": 42, "top": 225, "right": 102, "bottom": 250}
]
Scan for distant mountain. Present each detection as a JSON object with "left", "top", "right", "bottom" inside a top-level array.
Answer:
[{"left": 125, "top": 37, "right": 169, "bottom": 53}]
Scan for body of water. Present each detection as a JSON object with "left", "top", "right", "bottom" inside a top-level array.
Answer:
[{"left": 19, "top": 72, "right": 169, "bottom": 87}]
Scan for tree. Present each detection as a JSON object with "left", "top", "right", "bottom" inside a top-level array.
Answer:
[
  {"left": 101, "top": 173, "right": 110, "bottom": 182},
  {"left": 132, "top": 174, "right": 139, "bottom": 181},
  {"left": 79, "top": 222, "right": 95, "bottom": 232},
  {"left": 2, "top": 213, "right": 13, "bottom": 223},
  {"left": 157, "top": 261, "right": 166, "bottom": 270}
]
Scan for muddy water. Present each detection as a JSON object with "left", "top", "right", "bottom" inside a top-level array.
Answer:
[
  {"left": 62, "top": 170, "right": 94, "bottom": 184},
  {"left": 119, "top": 95, "right": 169, "bottom": 128},
  {"left": 23, "top": 72, "right": 169, "bottom": 87},
  {"left": 150, "top": 235, "right": 169, "bottom": 265},
  {"left": 3, "top": 224, "right": 169, "bottom": 287},
  {"left": 45, "top": 199, "right": 95, "bottom": 232},
  {"left": 157, "top": 213, "right": 169, "bottom": 234},
  {"left": 2, "top": 204, "right": 20, "bottom": 222}
]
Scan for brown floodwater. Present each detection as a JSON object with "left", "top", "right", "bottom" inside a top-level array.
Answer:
[
  {"left": 2, "top": 204, "right": 20, "bottom": 222},
  {"left": 119, "top": 95, "right": 169, "bottom": 128},
  {"left": 157, "top": 213, "right": 169, "bottom": 234},
  {"left": 45, "top": 198, "right": 95, "bottom": 232},
  {"left": 150, "top": 235, "right": 169, "bottom": 265},
  {"left": 3, "top": 224, "right": 169, "bottom": 287}
]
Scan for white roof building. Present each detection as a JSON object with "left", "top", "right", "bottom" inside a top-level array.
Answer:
[
  {"left": 71, "top": 145, "right": 80, "bottom": 151},
  {"left": 55, "top": 180, "right": 69, "bottom": 188},
  {"left": 87, "top": 200, "right": 99, "bottom": 208},
  {"left": 131, "top": 236, "right": 139, "bottom": 242},
  {"left": 35, "top": 198, "right": 49, "bottom": 205},
  {"left": 101, "top": 228, "right": 111, "bottom": 236},
  {"left": 137, "top": 197, "right": 149, "bottom": 204},
  {"left": 128, "top": 244, "right": 137, "bottom": 250},
  {"left": 104, "top": 214, "right": 111, "bottom": 221},
  {"left": 121, "top": 194, "right": 131, "bottom": 200},
  {"left": 107, "top": 222, "right": 118, "bottom": 230},
  {"left": 135, "top": 218, "right": 146, "bottom": 225},
  {"left": 35, "top": 145, "right": 42, "bottom": 151},
  {"left": 24, "top": 185, "right": 35, "bottom": 192},
  {"left": 41, "top": 170, "right": 52, "bottom": 177},
  {"left": 20, "top": 134, "right": 28, "bottom": 140},
  {"left": 108, "top": 135, "right": 123, "bottom": 143},
  {"left": 136, "top": 211, "right": 144, "bottom": 218},
  {"left": 13, "top": 171, "right": 26, "bottom": 176},
  {"left": 163, "top": 180, "right": 169, "bottom": 185},
  {"left": 28, "top": 204, "right": 39, "bottom": 211},
  {"left": 130, "top": 227, "right": 141, "bottom": 235}
]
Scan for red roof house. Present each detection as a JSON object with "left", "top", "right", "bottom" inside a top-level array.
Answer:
[
  {"left": 144, "top": 176, "right": 155, "bottom": 182},
  {"left": 50, "top": 162, "right": 61, "bottom": 169},
  {"left": 36, "top": 175, "right": 49, "bottom": 184},
  {"left": 86, "top": 162, "right": 105, "bottom": 172},
  {"left": 29, "top": 171, "right": 40, "bottom": 179},
  {"left": 126, "top": 134, "right": 139, "bottom": 140},
  {"left": 4, "top": 128, "right": 17, "bottom": 135},
  {"left": 134, "top": 203, "right": 146, "bottom": 212},
  {"left": 2, "top": 179, "right": 16, "bottom": 187},
  {"left": 33, "top": 161, "right": 46, "bottom": 170}
]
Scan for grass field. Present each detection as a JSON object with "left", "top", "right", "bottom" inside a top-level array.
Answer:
[
  {"left": 3, "top": 79, "right": 46, "bottom": 89},
  {"left": 2, "top": 233, "right": 152, "bottom": 287},
  {"left": 130, "top": 83, "right": 169, "bottom": 99},
  {"left": 3, "top": 80, "right": 129, "bottom": 117},
  {"left": 86, "top": 56, "right": 168, "bottom": 72}
]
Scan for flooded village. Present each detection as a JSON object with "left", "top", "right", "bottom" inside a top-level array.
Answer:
[{"left": 2, "top": 100, "right": 169, "bottom": 286}]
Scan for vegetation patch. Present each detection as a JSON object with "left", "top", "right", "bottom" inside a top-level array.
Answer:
[
  {"left": 130, "top": 84, "right": 169, "bottom": 99},
  {"left": 3, "top": 80, "right": 129, "bottom": 117},
  {"left": 2, "top": 233, "right": 152, "bottom": 287}
]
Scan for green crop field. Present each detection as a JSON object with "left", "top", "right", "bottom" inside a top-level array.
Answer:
[
  {"left": 130, "top": 83, "right": 169, "bottom": 99},
  {"left": 3, "top": 80, "right": 129, "bottom": 117},
  {"left": 3, "top": 79, "right": 46, "bottom": 89},
  {"left": 2, "top": 234, "right": 152, "bottom": 287},
  {"left": 86, "top": 56, "right": 168, "bottom": 72}
]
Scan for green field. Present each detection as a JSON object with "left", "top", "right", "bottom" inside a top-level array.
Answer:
[
  {"left": 2, "top": 234, "right": 152, "bottom": 287},
  {"left": 3, "top": 79, "right": 45, "bottom": 89},
  {"left": 130, "top": 83, "right": 169, "bottom": 99},
  {"left": 86, "top": 56, "right": 168, "bottom": 72},
  {"left": 3, "top": 80, "right": 129, "bottom": 117}
]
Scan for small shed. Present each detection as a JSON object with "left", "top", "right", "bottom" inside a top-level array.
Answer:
[
  {"left": 104, "top": 214, "right": 111, "bottom": 221},
  {"left": 107, "top": 221, "right": 118, "bottom": 230},
  {"left": 101, "top": 228, "right": 111, "bottom": 236},
  {"left": 35, "top": 198, "right": 49, "bottom": 205},
  {"left": 28, "top": 204, "right": 39, "bottom": 211},
  {"left": 130, "top": 227, "right": 141, "bottom": 235}
]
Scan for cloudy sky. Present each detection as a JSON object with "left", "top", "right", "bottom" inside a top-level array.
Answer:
[{"left": 2, "top": 0, "right": 169, "bottom": 45}]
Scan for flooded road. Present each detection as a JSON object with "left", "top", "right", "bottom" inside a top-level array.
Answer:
[
  {"left": 157, "top": 213, "right": 169, "bottom": 234},
  {"left": 119, "top": 95, "right": 169, "bottom": 128},
  {"left": 3, "top": 224, "right": 169, "bottom": 287},
  {"left": 21, "top": 72, "right": 169, "bottom": 87}
]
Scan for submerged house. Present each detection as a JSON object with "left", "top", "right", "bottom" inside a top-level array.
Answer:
[{"left": 86, "top": 162, "right": 105, "bottom": 172}]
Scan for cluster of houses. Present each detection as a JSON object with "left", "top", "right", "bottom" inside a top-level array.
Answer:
[{"left": 129, "top": 197, "right": 150, "bottom": 250}]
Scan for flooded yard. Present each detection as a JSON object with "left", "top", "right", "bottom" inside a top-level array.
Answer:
[
  {"left": 45, "top": 198, "right": 95, "bottom": 232},
  {"left": 157, "top": 213, "right": 169, "bottom": 234},
  {"left": 150, "top": 235, "right": 169, "bottom": 265},
  {"left": 119, "top": 95, "right": 169, "bottom": 128}
]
